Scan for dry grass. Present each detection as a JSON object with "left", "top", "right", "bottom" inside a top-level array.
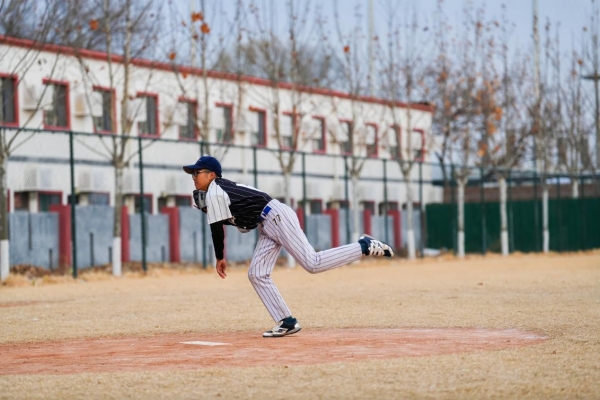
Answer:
[{"left": 1, "top": 252, "right": 599, "bottom": 399}]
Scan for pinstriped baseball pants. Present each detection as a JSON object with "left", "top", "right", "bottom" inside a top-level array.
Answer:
[{"left": 248, "top": 199, "right": 363, "bottom": 322}]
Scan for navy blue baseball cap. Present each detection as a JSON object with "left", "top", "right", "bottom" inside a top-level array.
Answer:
[{"left": 183, "top": 156, "right": 222, "bottom": 177}]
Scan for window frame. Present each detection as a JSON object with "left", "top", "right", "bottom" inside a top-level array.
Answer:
[
  {"left": 178, "top": 97, "right": 199, "bottom": 141},
  {"left": 339, "top": 119, "right": 353, "bottom": 155},
  {"left": 215, "top": 102, "right": 234, "bottom": 143},
  {"left": 92, "top": 85, "right": 116, "bottom": 134},
  {"left": 136, "top": 92, "right": 160, "bottom": 138},
  {"left": 249, "top": 106, "right": 267, "bottom": 148},
  {"left": 133, "top": 193, "right": 153, "bottom": 214},
  {"left": 42, "top": 79, "right": 70, "bottom": 130},
  {"left": 311, "top": 115, "right": 327, "bottom": 154},
  {"left": 281, "top": 110, "right": 300, "bottom": 150},
  {"left": 365, "top": 122, "right": 379, "bottom": 158},
  {"left": 38, "top": 190, "right": 63, "bottom": 212},
  {"left": 389, "top": 124, "right": 401, "bottom": 160},
  {"left": 0, "top": 73, "right": 19, "bottom": 127}
]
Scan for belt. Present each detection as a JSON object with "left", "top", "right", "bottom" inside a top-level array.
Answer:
[{"left": 258, "top": 205, "right": 272, "bottom": 223}]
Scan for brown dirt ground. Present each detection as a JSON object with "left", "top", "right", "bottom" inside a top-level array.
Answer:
[{"left": 0, "top": 252, "right": 599, "bottom": 399}]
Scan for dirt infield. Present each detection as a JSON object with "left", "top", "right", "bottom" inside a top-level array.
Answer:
[
  {"left": 0, "top": 328, "right": 548, "bottom": 375},
  {"left": 0, "top": 252, "right": 599, "bottom": 399}
]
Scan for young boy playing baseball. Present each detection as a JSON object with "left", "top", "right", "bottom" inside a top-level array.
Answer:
[{"left": 184, "top": 156, "right": 394, "bottom": 338}]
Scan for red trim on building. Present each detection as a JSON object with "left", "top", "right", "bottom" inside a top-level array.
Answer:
[
  {"left": 363, "top": 209, "right": 372, "bottom": 236},
  {"left": 325, "top": 208, "right": 340, "bottom": 248},
  {"left": 161, "top": 206, "right": 181, "bottom": 263},
  {"left": 42, "top": 78, "right": 71, "bottom": 130},
  {"left": 91, "top": 85, "right": 117, "bottom": 134},
  {"left": 248, "top": 106, "right": 267, "bottom": 147},
  {"left": 388, "top": 210, "right": 402, "bottom": 250},
  {"left": 50, "top": 204, "right": 71, "bottom": 267},
  {"left": 121, "top": 206, "right": 130, "bottom": 262},
  {"left": 136, "top": 91, "right": 160, "bottom": 138},
  {"left": 0, "top": 36, "right": 433, "bottom": 113},
  {"left": 0, "top": 73, "right": 19, "bottom": 127},
  {"left": 296, "top": 207, "right": 305, "bottom": 230}
]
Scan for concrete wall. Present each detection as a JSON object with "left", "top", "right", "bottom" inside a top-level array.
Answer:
[
  {"left": 129, "top": 214, "right": 170, "bottom": 263},
  {"left": 371, "top": 215, "right": 395, "bottom": 246},
  {"left": 305, "top": 214, "right": 332, "bottom": 251},
  {"left": 9, "top": 211, "right": 59, "bottom": 269},
  {"left": 179, "top": 207, "right": 214, "bottom": 264},
  {"left": 75, "top": 206, "right": 113, "bottom": 269},
  {"left": 338, "top": 209, "right": 364, "bottom": 245}
]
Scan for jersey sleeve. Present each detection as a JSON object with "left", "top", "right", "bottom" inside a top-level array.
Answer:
[{"left": 205, "top": 181, "right": 233, "bottom": 224}]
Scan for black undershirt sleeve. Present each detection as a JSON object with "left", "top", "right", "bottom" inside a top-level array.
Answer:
[{"left": 210, "top": 221, "right": 225, "bottom": 260}]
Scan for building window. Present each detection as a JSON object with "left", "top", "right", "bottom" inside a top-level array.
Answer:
[
  {"left": 44, "top": 82, "right": 68, "bottom": 128},
  {"left": 179, "top": 100, "right": 197, "bottom": 140},
  {"left": 39, "top": 192, "right": 62, "bottom": 212},
  {"left": 389, "top": 126, "right": 400, "bottom": 159},
  {"left": 366, "top": 124, "right": 378, "bottom": 157},
  {"left": 312, "top": 117, "right": 326, "bottom": 152},
  {"left": 280, "top": 114, "right": 294, "bottom": 149},
  {"left": 137, "top": 94, "right": 158, "bottom": 136},
  {"left": 0, "top": 76, "right": 17, "bottom": 125},
  {"left": 80, "top": 192, "right": 110, "bottom": 206},
  {"left": 93, "top": 88, "right": 114, "bottom": 133},
  {"left": 216, "top": 104, "right": 233, "bottom": 143},
  {"left": 412, "top": 129, "right": 425, "bottom": 161},
  {"left": 340, "top": 120, "right": 352, "bottom": 155},
  {"left": 378, "top": 201, "right": 399, "bottom": 215},
  {"left": 251, "top": 109, "right": 266, "bottom": 146},
  {"left": 175, "top": 196, "right": 191, "bottom": 207},
  {"left": 134, "top": 194, "right": 152, "bottom": 214}
]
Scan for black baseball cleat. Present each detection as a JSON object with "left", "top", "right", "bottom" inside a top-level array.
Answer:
[
  {"left": 263, "top": 320, "right": 302, "bottom": 338},
  {"left": 358, "top": 234, "right": 395, "bottom": 257}
]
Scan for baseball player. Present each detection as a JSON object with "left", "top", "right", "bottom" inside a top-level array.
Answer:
[{"left": 183, "top": 156, "right": 394, "bottom": 338}]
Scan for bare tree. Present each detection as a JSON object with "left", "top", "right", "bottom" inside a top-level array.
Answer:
[
  {"left": 378, "top": 1, "right": 429, "bottom": 259},
  {"left": 0, "top": 1, "right": 75, "bottom": 281}
]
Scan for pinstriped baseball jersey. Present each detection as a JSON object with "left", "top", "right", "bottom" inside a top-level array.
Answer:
[{"left": 205, "top": 178, "right": 272, "bottom": 231}]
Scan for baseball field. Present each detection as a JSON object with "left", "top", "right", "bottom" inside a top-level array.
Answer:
[{"left": 0, "top": 252, "right": 599, "bottom": 399}]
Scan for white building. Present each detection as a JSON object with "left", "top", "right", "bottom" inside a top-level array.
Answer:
[{"left": 0, "top": 36, "right": 440, "bottom": 216}]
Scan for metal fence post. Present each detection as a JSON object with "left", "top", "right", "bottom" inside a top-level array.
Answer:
[
  {"left": 302, "top": 152, "right": 307, "bottom": 234},
  {"left": 557, "top": 174, "right": 562, "bottom": 252},
  {"left": 580, "top": 174, "right": 586, "bottom": 250},
  {"left": 480, "top": 166, "right": 486, "bottom": 255},
  {"left": 344, "top": 155, "right": 350, "bottom": 244},
  {"left": 508, "top": 169, "right": 514, "bottom": 252},
  {"left": 69, "top": 130, "right": 78, "bottom": 279},
  {"left": 533, "top": 166, "right": 539, "bottom": 252},
  {"left": 419, "top": 160, "right": 424, "bottom": 258},
  {"left": 383, "top": 159, "right": 389, "bottom": 244},
  {"left": 450, "top": 163, "right": 456, "bottom": 254},
  {"left": 138, "top": 136, "right": 147, "bottom": 272}
]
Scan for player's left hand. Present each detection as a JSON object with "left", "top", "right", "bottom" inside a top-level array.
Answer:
[{"left": 216, "top": 259, "right": 227, "bottom": 279}]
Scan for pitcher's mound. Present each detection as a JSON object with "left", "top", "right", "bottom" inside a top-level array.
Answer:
[{"left": 1, "top": 328, "right": 548, "bottom": 375}]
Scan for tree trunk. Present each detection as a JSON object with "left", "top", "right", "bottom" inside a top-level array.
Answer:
[
  {"left": 112, "top": 165, "right": 124, "bottom": 276},
  {"left": 405, "top": 174, "right": 416, "bottom": 260},
  {"left": 283, "top": 171, "right": 295, "bottom": 268},
  {"left": 542, "top": 185, "right": 549, "bottom": 253},
  {"left": 457, "top": 178, "right": 466, "bottom": 258},
  {"left": 571, "top": 179, "right": 579, "bottom": 199},
  {"left": 499, "top": 177, "right": 509, "bottom": 256},
  {"left": 0, "top": 156, "right": 9, "bottom": 281}
]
